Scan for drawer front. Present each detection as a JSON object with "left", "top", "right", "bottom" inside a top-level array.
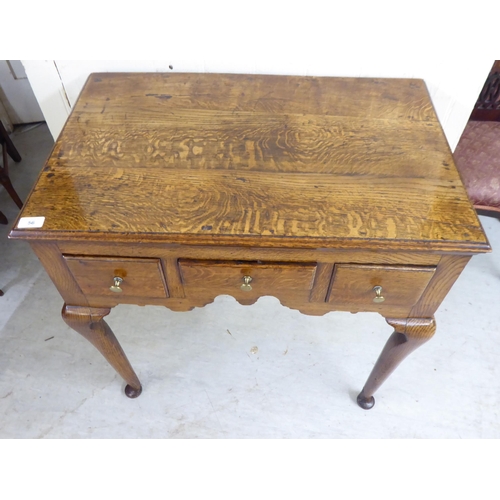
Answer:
[
  {"left": 327, "top": 264, "right": 436, "bottom": 314},
  {"left": 63, "top": 255, "right": 169, "bottom": 299},
  {"left": 179, "top": 259, "right": 317, "bottom": 304}
]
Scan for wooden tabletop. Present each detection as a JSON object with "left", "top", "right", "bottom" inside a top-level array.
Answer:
[{"left": 10, "top": 73, "right": 490, "bottom": 252}]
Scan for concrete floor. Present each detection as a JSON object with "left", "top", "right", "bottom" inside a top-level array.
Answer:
[{"left": 1, "top": 123, "right": 499, "bottom": 438}]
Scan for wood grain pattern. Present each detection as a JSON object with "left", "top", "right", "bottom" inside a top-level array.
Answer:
[
  {"left": 179, "top": 259, "right": 316, "bottom": 306},
  {"left": 8, "top": 73, "right": 491, "bottom": 406},
  {"left": 385, "top": 317, "right": 437, "bottom": 339},
  {"left": 75, "top": 73, "right": 437, "bottom": 121},
  {"left": 309, "top": 263, "right": 334, "bottom": 302},
  {"left": 12, "top": 168, "right": 487, "bottom": 251},
  {"left": 327, "top": 264, "right": 436, "bottom": 315},
  {"left": 163, "top": 258, "right": 185, "bottom": 299},
  {"left": 30, "top": 242, "right": 88, "bottom": 306},
  {"left": 63, "top": 255, "right": 169, "bottom": 299},
  {"left": 10, "top": 72, "right": 489, "bottom": 253},
  {"left": 52, "top": 114, "right": 450, "bottom": 173},
  {"left": 56, "top": 241, "right": 443, "bottom": 266},
  {"left": 409, "top": 255, "right": 471, "bottom": 317}
]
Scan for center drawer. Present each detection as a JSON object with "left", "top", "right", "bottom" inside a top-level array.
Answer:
[{"left": 179, "top": 259, "right": 317, "bottom": 303}]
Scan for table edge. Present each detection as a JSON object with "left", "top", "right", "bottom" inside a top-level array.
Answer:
[{"left": 8, "top": 228, "right": 492, "bottom": 254}]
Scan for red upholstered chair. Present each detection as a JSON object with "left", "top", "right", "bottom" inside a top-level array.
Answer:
[
  {"left": 454, "top": 120, "right": 500, "bottom": 216},
  {"left": 454, "top": 61, "right": 500, "bottom": 218}
]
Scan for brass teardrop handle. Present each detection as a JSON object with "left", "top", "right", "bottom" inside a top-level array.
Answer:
[
  {"left": 372, "top": 285, "right": 385, "bottom": 303},
  {"left": 110, "top": 276, "right": 124, "bottom": 293},
  {"left": 240, "top": 275, "right": 253, "bottom": 291}
]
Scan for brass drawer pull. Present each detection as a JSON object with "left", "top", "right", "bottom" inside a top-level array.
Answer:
[
  {"left": 372, "top": 285, "right": 385, "bottom": 303},
  {"left": 110, "top": 276, "right": 124, "bottom": 293},
  {"left": 240, "top": 275, "right": 253, "bottom": 291}
]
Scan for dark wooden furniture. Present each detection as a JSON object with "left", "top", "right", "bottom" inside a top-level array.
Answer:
[
  {"left": 9, "top": 73, "right": 490, "bottom": 409},
  {"left": 469, "top": 60, "right": 500, "bottom": 122},
  {"left": 1, "top": 120, "right": 23, "bottom": 296},
  {"left": 0, "top": 120, "right": 23, "bottom": 224}
]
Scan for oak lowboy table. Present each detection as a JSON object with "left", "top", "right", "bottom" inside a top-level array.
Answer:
[{"left": 10, "top": 73, "right": 490, "bottom": 409}]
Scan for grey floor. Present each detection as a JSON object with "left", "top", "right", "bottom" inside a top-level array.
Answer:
[{"left": 1, "top": 123, "right": 499, "bottom": 439}]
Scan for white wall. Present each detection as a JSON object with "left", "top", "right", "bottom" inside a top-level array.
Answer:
[
  {"left": 20, "top": 3, "right": 496, "bottom": 151},
  {"left": 0, "top": 61, "right": 44, "bottom": 125}
]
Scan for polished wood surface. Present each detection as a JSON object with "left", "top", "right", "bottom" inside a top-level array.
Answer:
[
  {"left": 63, "top": 255, "right": 169, "bottom": 299},
  {"left": 357, "top": 317, "right": 436, "bottom": 409},
  {"left": 10, "top": 73, "right": 488, "bottom": 252},
  {"left": 179, "top": 259, "right": 317, "bottom": 306},
  {"left": 9, "top": 73, "right": 491, "bottom": 409},
  {"left": 61, "top": 304, "right": 142, "bottom": 397},
  {"left": 327, "top": 264, "right": 436, "bottom": 315}
]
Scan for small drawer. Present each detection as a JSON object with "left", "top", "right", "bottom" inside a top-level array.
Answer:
[
  {"left": 179, "top": 259, "right": 317, "bottom": 303},
  {"left": 63, "top": 255, "right": 169, "bottom": 299},
  {"left": 327, "top": 264, "right": 436, "bottom": 314}
]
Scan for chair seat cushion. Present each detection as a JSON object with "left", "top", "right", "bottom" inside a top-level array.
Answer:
[{"left": 454, "top": 120, "right": 500, "bottom": 211}]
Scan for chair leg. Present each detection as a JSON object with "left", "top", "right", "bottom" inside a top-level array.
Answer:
[
  {"left": 0, "top": 169, "right": 23, "bottom": 208},
  {"left": 0, "top": 209, "right": 7, "bottom": 224},
  {"left": 1, "top": 143, "right": 23, "bottom": 209},
  {"left": 0, "top": 121, "right": 21, "bottom": 162}
]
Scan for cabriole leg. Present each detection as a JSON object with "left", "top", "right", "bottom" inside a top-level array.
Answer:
[
  {"left": 62, "top": 304, "right": 142, "bottom": 398},
  {"left": 357, "top": 317, "right": 436, "bottom": 409}
]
